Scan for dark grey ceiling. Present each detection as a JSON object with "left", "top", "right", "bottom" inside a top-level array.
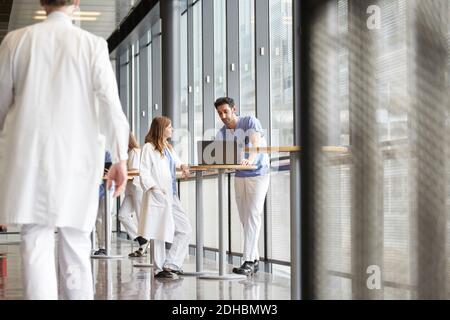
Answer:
[{"left": 0, "top": 0, "right": 13, "bottom": 44}]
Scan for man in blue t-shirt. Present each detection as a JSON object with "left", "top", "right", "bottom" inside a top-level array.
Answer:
[{"left": 214, "top": 97, "right": 270, "bottom": 276}]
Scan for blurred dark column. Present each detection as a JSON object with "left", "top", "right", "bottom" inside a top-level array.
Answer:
[
  {"left": 413, "top": 0, "right": 449, "bottom": 300},
  {"left": 348, "top": 0, "right": 384, "bottom": 300},
  {"left": 161, "top": 0, "right": 181, "bottom": 136},
  {"left": 298, "top": 0, "right": 329, "bottom": 300}
]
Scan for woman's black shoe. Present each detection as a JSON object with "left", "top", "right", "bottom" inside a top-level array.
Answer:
[
  {"left": 93, "top": 248, "right": 107, "bottom": 256},
  {"left": 135, "top": 236, "right": 148, "bottom": 246}
]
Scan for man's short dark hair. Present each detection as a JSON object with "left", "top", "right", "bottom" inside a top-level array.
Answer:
[
  {"left": 214, "top": 97, "right": 235, "bottom": 109},
  {"left": 40, "top": 0, "right": 74, "bottom": 7}
]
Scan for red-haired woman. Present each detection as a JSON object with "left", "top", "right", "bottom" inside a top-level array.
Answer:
[{"left": 136, "top": 117, "right": 191, "bottom": 278}]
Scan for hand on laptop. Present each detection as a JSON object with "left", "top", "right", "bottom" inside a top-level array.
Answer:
[{"left": 241, "top": 159, "right": 251, "bottom": 166}]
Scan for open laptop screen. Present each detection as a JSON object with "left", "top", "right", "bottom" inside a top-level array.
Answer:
[{"left": 197, "top": 141, "right": 238, "bottom": 165}]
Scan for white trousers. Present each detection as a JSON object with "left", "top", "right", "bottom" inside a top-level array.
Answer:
[
  {"left": 21, "top": 224, "right": 93, "bottom": 300},
  {"left": 118, "top": 189, "right": 142, "bottom": 240},
  {"left": 234, "top": 175, "right": 270, "bottom": 262},
  {"left": 153, "top": 196, "right": 192, "bottom": 272}
]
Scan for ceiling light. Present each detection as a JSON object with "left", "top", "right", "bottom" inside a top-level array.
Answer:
[
  {"left": 35, "top": 10, "right": 101, "bottom": 16},
  {"left": 33, "top": 15, "right": 98, "bottom": 21}
]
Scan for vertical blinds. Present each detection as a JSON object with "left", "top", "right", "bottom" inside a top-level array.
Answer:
[{"left": 306, "top": 0, "right": 450, "bottom": 299}]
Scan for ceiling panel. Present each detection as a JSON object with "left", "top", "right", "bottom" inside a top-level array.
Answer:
[{"left": 7, "top": 0, "right": 140, "bottom": 40}]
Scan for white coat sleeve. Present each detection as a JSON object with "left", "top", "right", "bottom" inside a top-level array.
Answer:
[
  {"left": 129, "top": 149, "right": 141, "bottom": 188},
  {"left": 0, "top": 33, "right": 14, "bottom": 131},
  {"left": 92, "top": 38, "right": 129, "bottom": 164},
  {"left": 128, "top": 149, "right": 140, "bottom": 170},
  {"left": 139, "top": 145, "right": 157, "bottom": 192}
]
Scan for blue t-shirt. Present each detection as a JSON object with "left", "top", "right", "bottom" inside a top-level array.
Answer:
[
  {"left": 164, "top": 148, "right": 178, "bottom": 196},
  {"left": 216, "top": 116, "right": 270, "bottom": 178}
]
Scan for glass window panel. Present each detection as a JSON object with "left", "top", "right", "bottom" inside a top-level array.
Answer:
[
  {"left": 147, "top": 39, "right": 153, "bottom": 129},
  {"left": 193, "top": 1, "right": 203, "bottom": 164},
  {"left": 133, "top": 41, "right": 140, "bottom": 144},
  {"left": 214, "top": 0, "right": 227, "bottom": 130},
  {"left": 203, "top": 178, "right": 220, "bottom": 249},
  {"left": 230, "top": 175, "right": 244, "bottom": 255},
  {"left": 266, "top": 171, "right": 291, "bottom": 262},
  {"left": 181, "top": 0, "right": 188, "bottom": 13},
  {"left": 239, "top": 0, "right": 256, "bottom": 117},
  {"left": 127, "top": 48, "right": 133, "bottom": 127},
  {"left": 180, "top": 180, "right": 197, "bottom": 246},
  {"left": 119, "top": 50, "right": 129, "bottom": 117},
  {"left": 269, "top": 0, "right": 293, "bottom": 148},
  {"left": 180, "top": 12, "right": 189, "bottom": 164}
]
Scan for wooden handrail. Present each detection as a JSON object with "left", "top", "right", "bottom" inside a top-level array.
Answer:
[
  {"left": 245, "top": 146, "right": 349, "bottom": 153},
  {"left": 190, "top": 165, "right": 257, "bottom": 171}
]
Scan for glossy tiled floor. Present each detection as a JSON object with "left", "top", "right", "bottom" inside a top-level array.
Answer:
[{"left": 0, "top": 234, "right": 291, "bottom": 300}]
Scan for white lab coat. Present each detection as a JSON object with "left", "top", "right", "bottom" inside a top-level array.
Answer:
[
  {"left": 0, "top": 12, "right": 129, "bottom": 232},
  {"left": 125, "top": 148, "right": 142, "bottom": 196},
  {"left": 117, "top": 148, "right": 143, "bottom": 240},
  {"left": 138, "top": 143, "right": 182, "bottom": 243}
]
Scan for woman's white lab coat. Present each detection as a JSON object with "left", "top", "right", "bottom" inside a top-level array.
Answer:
[
  {"left": 116, "top": 148, "right": 144, "bottom": 240},
  {"left": 125, "top": 148, "right": 142, "bottom": 196},
  {"left": 138, "top": 143, "right": 182, "bottom": 243},
  {"left": 0, "top": 13, "right": 129, "bottom": 232}
]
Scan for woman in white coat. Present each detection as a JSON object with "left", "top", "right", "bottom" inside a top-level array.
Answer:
[
  {"left": 138, "top": 116, "right": 192, "bottom": 278},
  {"left": 118, "top": 132, "right": 144, "bottom": 249}
]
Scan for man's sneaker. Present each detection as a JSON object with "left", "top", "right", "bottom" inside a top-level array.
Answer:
[
  {"left": 163, "top": 267, "right": 184, "bottom": 276},
  {"left": 93, "top": 248, "right": 107, "bottom": 256},
  {"left": 155, "top": 270, "right": 178, "bottom": 279},
  {"left": 254, "top": 260, "right": 259, "bottom": 273},
  {"left": 232, "top": 261, "right": 256, "bottom": 276}
]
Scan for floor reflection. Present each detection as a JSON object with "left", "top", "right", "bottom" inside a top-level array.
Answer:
[{"left": 0, "top": 238, "right": 290, "bottom": 300}]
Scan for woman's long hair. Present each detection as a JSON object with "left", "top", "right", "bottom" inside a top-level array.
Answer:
[
  {"left": 145, "top": 116, "right": 173, "bottom": 156},
  {"left": 128, "top": 132, "right": 140, "bottom": 152}
]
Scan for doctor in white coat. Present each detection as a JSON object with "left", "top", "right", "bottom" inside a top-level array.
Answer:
[
  {"left": 0, "top": 0, "right": 129, "bottom": 299},
  {"left": 138, "top": 116, "right": 192, "bottom": 278},
  {"left": 118, "top": 132, "right": 144, "bottom": 245}
]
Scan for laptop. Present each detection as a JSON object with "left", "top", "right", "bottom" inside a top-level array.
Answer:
[{"left": 197, "top": 140, "right": 239, "bottom": 165}]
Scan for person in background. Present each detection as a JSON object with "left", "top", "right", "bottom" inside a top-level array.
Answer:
[
  {"left": 214, "top": 97, "right": 270, "bottom": 276},
  {"left": 0, "top": 0, "right": 129, "bottom": 299},
  {"left": 117, "top": 133, "right": 145, "bottom": 256},
  {"left": 137, "top": 116, "right": 191, "bottom": 278}
]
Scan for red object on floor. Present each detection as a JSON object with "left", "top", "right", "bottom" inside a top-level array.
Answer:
[{"left": 0, "top": 255, "right": 6, "bottom": 278}]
